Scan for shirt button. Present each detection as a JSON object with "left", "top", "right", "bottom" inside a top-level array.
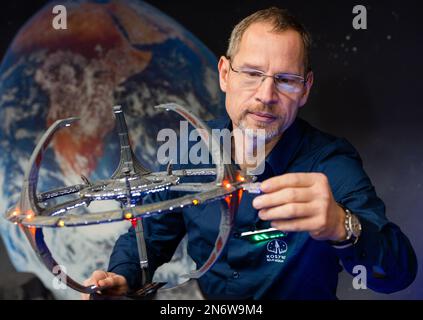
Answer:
[{"left": 232, "top": 271, "right": 239, "bottom": 279}]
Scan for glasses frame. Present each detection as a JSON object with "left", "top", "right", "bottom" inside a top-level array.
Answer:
[{"left": 227, "top": 58, "right": 308, "bottom": 94}]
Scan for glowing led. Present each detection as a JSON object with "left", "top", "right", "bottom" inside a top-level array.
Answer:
[
  {"left": 124, "top": 212, "right": 133, "bottom": 219},
  {"left": 253, "top": 235, "right": 263, "bottom": 241},
  {"left": 242, "top": 229, "right": 287, "bottom": 243}
]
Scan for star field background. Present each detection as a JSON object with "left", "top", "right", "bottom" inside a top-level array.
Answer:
[{"left": 0, "top": 0, "right": 422, "bottom": 299}]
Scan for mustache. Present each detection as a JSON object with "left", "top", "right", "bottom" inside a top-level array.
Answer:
[{"left": 240, "top": 104, "right": 280, "bottom": 119}]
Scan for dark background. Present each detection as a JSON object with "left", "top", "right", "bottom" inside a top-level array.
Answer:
[{"left": 0, "top": 0, "right": 422, "bottom": 299}]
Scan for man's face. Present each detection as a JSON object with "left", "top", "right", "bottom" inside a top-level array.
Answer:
[{"left": 218, "top": 22, "right": 313, "bottom": 143}]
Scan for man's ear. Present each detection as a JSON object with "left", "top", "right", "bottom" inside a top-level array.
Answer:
[
  {"left": 218, "top": 56, "right": 229, "bottom": 93},
  {"left": 299, "top": 70, "right": 314, "bottom": 107}
]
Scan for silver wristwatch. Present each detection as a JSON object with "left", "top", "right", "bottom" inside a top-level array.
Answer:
[{"left": 331, "top": 205, "right": 362, "bottom": 249}]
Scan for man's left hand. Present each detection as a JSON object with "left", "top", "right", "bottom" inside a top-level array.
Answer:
[{"left": 252, "top": 173, "right": 347, "bottom": 241}]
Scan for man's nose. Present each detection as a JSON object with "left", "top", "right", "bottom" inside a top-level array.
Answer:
[{"left": 255, "top": 76, "right": 278, "bottom": 106}]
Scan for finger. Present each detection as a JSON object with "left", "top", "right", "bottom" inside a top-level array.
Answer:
[
  {"left": 258, "top": 202, "right": 313, "bottom": 221},
  {"left": 97, "top": 276, "right": 117, "bottom": 288},
  {"left": 83, "top": 276, "right": 100, "bottom": 289},
  {"left": 270, "top": 216, "right": 317, "bottom": 233},
  {"left": 260, "top": 173, "right": 316, "bottom": 193},
  {"left": 97, "top": 273, "right": 127, "bottom": 289},
  {"left": 253, "top": 187, "right": 314, "bottom": 209},
  {"left": 110, "top": 274, "right": 127, "bottom": 287},
  {"left": 100, "top": 275, "right": 128, "bottom": 296},
  {"left": 91, "top": 270, "right": 109, "bottom": 282},
  {"left": 83, "top": 278, "right": 96, "bottom": 287}
]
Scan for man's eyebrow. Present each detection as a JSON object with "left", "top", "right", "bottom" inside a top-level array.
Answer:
[
  {"left": 238, "top": 63, "right": 265, "bottom": 71},
  {"left": 237, "top": 63, "right": 300, "bottom": 75}
]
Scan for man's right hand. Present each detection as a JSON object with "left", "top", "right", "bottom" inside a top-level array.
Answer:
[{"left": 82, "top": 270, "right": 129, "bottom": 300}]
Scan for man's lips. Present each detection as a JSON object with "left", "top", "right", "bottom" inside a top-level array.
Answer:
[{"left": 248, "top": 111, "right": 277, "bottom": 123}]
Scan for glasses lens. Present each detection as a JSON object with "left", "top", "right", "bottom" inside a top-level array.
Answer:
[
  {"left": 238, "top": 70, "right": 264, "bottom": 88},
  {"left": 274, "top": 74, "right": 304, "bottom": 93}
]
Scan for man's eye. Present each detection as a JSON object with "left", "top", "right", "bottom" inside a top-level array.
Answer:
[
  {"left": 244, "top": 71, "right": 263, "bottom": 78},
  {"left": 275, "top": 77, "right": 295, "bottom": 85}
]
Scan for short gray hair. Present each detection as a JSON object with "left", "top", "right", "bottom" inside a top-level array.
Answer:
[{"left": 226, "top": 7, "right": 312, "bottom": 73}]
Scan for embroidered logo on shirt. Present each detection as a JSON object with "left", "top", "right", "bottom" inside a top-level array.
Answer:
[{"left": 266, "top": 239, "right": 288, "bottom": 263}]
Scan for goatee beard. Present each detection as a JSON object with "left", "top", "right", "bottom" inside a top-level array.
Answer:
[{"left": 237, "top": 106, "right": 284, "bottom": 143}]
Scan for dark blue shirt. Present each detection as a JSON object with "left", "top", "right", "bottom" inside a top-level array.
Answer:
[{"left": 108, "top": 116, "right": 417, "bottom": 299}]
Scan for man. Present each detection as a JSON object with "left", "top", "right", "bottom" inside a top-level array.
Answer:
[{"left": 84, "top": 7, "right": 417, "bottom": 299}]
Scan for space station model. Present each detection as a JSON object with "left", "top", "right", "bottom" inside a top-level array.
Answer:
[{"left": 5, "top": 103, "right": 282, "bottom": 299}]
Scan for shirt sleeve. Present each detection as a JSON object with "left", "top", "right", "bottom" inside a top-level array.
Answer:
[{"left": 315, "top": 138, "right": 417, "bottom": 293}]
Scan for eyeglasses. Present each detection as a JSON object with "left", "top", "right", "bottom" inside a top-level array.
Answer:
[{"left": 228, "top": 60, "right": 307, "bottom": 94}]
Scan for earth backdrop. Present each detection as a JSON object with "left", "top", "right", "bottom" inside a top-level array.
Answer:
[{"left": 0, "top": 0, "right": 224, "bottom": 299}]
